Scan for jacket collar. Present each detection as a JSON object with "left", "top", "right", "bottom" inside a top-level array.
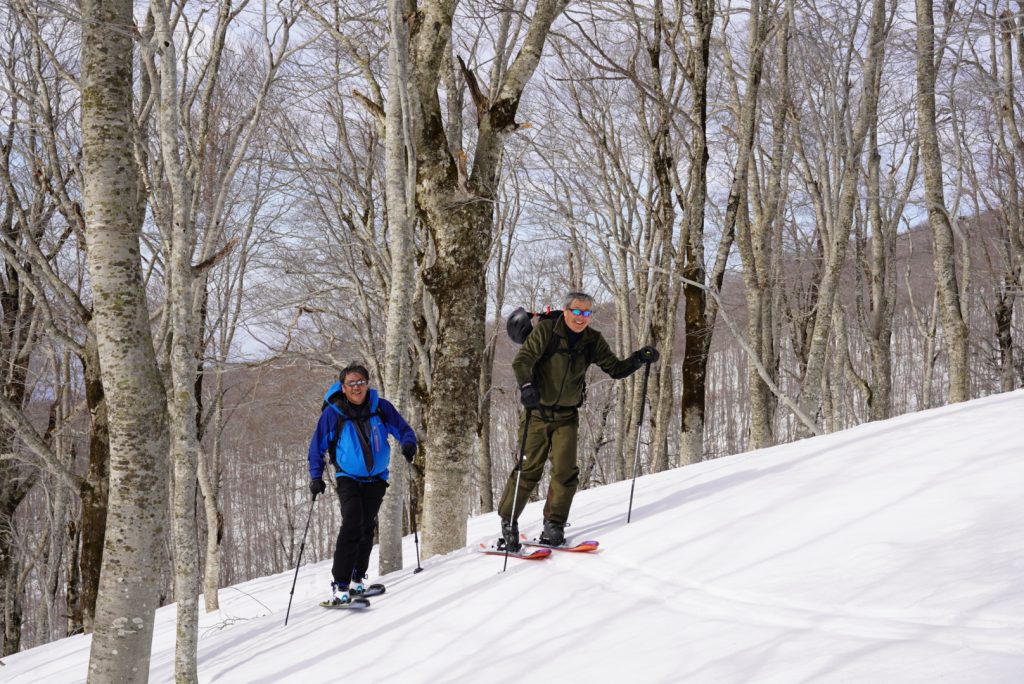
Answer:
[{"left": 325, "top": 386, "right": 380, "bottom": 417}]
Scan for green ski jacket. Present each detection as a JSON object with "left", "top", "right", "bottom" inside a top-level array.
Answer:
[{"left": 512, "top": 315, "right": 639, "bottom": 409}]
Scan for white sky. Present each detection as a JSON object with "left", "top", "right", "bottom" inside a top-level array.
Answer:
[{"left": 6, "top": 389, "right": 1024, "bottom": 683}]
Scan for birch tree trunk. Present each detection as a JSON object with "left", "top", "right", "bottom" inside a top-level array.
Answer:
[
  {"left": 379, "top": 0, "right": 418, "bottom": 575},
  {"left": 915, "top": 0, "right": 969, "bottom": 403},
  {"left": 83, "top": 0, "right": 170, "bottom": 680},
  {"left": 198, "top": 395, "right": 222, "bottom": 613},
  {"left": 148, "top": 3, "right": 201, "bottom": 678}
]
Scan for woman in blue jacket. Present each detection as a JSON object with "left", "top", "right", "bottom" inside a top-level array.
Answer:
[{"left": 308, "top": 363, "right": 417, "bottom": 605}]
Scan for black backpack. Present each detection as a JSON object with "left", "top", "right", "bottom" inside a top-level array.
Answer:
[{"left": 506, "top": 306, "right": 560, "bottom": 344}]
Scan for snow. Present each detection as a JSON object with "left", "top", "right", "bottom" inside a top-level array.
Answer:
[{"left": 6, "top": 390, "right": 1024, "bottom": 683}]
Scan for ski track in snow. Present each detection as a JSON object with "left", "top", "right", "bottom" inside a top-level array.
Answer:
[{"left": 574, "top": 551, "right": 1024, "bottom": 657}]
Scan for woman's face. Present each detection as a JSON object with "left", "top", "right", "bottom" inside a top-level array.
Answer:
[{"left": 340, "top": 372, "right": 369, "bottom": 405}]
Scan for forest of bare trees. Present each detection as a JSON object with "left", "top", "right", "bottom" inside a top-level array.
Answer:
[{"left": 1, "top": 0, "right": 1022, "bottom": 679}]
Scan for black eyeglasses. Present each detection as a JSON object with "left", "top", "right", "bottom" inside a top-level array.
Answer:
[
  {"left": 568, "top": 308, "right": 593, "bottom": 318},
  {"left": 344, "top": 380, "right": 368, "bottom": 388}
]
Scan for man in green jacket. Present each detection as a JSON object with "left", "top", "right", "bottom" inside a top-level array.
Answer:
[{"left": 498, "top": 291, "right": 659, "bottom": 549}]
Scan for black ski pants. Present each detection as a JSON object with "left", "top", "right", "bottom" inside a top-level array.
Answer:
[{"left": 332, "top": 477, "right": 388, "bottom": 585}]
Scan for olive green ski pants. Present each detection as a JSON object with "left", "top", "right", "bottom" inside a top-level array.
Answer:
[{"left": 497, "top": 408, "right": 579, "bottom": 525}]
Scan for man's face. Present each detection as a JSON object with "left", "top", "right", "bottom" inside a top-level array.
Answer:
[
  {"left": 341, "top": 373, "right": 369, "bottom": 405},
  {"left": 564, "top": 299, "right": 593, "bottom": 333}
]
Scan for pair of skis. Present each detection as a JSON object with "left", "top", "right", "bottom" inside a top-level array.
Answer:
[
  {"left": 320, "top": 537, "right": 596, "bottom": 611},
  {"left": 476, "top": 537, "right": 600, "bottom": 560},
  {"left": 320, "top": 536, "right": 597, "bottom": 610}
]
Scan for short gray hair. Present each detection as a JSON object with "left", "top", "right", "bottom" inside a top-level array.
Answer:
[{"left": 563, "top": 291, "right": 594, "bottom": 309}]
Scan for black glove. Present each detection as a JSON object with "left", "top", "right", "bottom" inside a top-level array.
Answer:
[
  {"left": 519, "top": 383, "right": 540, "bottom": 409},
  {"left": 402, "top": 442, "right": 417, "bottom": 463},
  {"left": 309, "top": 478, "right": 326, "bottom": 499},
  {"left": 632, "top": 345, "right": 660, "bottom": 365}
]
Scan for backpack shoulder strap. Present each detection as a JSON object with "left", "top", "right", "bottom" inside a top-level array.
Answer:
[
  {"left": 532, "top": 318, "right": 562, "bottom": 382},
  {"left": 326, "top": 399, "right": 348, "bottom": 470},
  {"left": 538, "top": 321, "right": 562, "bottom": 364}
]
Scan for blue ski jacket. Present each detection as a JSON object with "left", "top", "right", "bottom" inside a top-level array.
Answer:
[{"left": 307, "top": 384, "right": 417, "bottom": 482}]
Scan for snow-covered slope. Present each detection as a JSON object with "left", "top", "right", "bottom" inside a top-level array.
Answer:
[{"left": 7, "top": 390, "right": 1024, "bottom": 683}]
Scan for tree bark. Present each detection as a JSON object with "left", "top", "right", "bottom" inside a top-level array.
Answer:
[
  {"left": 0, "top": 41, "right": 42, "bottom": 652},
  {"left": 83, "top": 0, "right": 170, "bottom": 680}
]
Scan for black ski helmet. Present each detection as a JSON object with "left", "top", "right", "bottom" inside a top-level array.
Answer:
[{"left": 506, "top": 307, "right": 534, "bottom": 344}]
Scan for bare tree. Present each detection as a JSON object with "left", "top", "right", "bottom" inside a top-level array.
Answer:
[
  {"left": 655, "top": 0, "right": 777, "bottom": 462},
  {"left": 951, "top": 6, "right": 1023, "bottom": 393},
  {"left": 378, "top": 0, "right": 418, "bottom": 573},
  {"left": 81, "top": 0, "right": 169, "bottom": 679},
  {"left": 732, "top": 0, "right": 789, "bottom": 449},
  {"left": 142, "top": 2, "right": 204, "bottom": 676},
  {"left": 136, "top": 3, "right": 298, "bottom": 675},
  {"left": 915, "top": 0, "right": 969, "bottom": 402},
  {"left": 793, "top": 0, "right": 889, "bottom": 432},
  {"left": 0, "top": 10, "right": 44, "bottom": 652},
  {"left": 854, "top": 42, "right": 918, "bottom": 421},
  {"left": 2, "top": 0, "right": 116, "bottom": 634},
  {"left": 413, "top": 0, "right": 569, "bottom": 556}
]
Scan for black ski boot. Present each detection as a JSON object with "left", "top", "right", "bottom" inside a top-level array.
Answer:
[
  {"left": 539, "top": 519, "right": 566, "bottom": 546},
  {"left": 498, "top": 518, "right": 521, "bottom": 552}
]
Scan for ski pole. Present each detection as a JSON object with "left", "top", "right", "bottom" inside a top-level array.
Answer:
[
  {"left": 408, "top": 469, "right": 423, "bottom": 574},
  {"left": 284, "top": 490, "right": 319, "bottom": 626},
  {"left": 626, "top": 360, "right": 652, "bottom": 523},
  {"left": 504, "top": 408, "right": 532, "bottom": 572}
]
